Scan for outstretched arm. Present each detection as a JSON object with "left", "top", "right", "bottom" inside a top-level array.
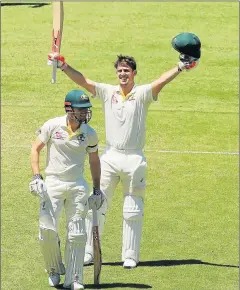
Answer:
[
  {"left": 151, "top": 54, "right": 199, "bottom": 98},
  {"left": 48, "top": 53, "right": 96, "bottom": 96},
  {"left": 63, "top": 64, "right": 96, "bottom": 96},
  {"left": 151, "top": 66, "right": 180, "bottom": 97}
]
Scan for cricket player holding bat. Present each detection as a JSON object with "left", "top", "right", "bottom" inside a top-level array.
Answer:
[
  {"left": 29, "top": 90, "right": 104, "bottom": 289},
  {"left": 48, "top": 33, "right": 201, "bottom": 269}
]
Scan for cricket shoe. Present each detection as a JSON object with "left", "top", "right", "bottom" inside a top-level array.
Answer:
[
  {"left": 48, "top": 272, "right": 60, "bottom": 286},
  {"left": 123, "top": 258, "right": 138, "bottom": 269},
  {"left": 84, "top": 253, "right": 93, "bottom": 265},
  {"left": 63, "top": 282, "right": 84, "bottom": 289}
]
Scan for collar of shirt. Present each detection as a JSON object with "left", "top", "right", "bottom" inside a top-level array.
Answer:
[
  {"left": 60, "top": 115, "right": 84, "bottom": 140},
  {"left": 116, "top": 84, "right": 137, "bottom": 102}
]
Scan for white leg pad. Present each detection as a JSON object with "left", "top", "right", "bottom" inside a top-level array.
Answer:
[
  {"left": 85, "top": 199, "right": 107, "bottom": 256},
  {"left": 39, "top": 227, "right": 65, "bottom": 275},
  {"left": 64, "top": 218, "right": 87, "bottom": 286},
  {"left": 122, "top": 195, "right": 144, "bottom": 263}
]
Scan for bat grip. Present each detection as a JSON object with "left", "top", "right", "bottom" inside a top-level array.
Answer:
[
  {"left": 92, "top": 205, "right": 98, "bottom": 227},
  {"left": 52, "top": 59, "right": 57, "bottom": 84}
]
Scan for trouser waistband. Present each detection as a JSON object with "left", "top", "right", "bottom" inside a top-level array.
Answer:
[{"left": 106, "top": 146, "right": 143, "bottom": 154}]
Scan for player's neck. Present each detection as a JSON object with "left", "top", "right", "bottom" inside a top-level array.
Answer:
[
  {"left": 67, "top": 119, "right": 80, "bottom": 132},
  {"left": 120, "top": 83, "right": 135, "bottom": 97}
]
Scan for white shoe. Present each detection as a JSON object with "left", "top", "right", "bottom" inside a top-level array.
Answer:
[
  {"left": 48, "top": 272, "right": 60, "bottom": 286},
  {"left": 84, "top": 253, "right": 93, "bottom": 265},
  {"left": 71, "top": 282, "right": 84, "bottom": 290},
  {"left": 123, "top": 258, "right": 137, "bottom": 269},
  {"left": 63, "top": 282, "right": 84, "bottom": 289}
]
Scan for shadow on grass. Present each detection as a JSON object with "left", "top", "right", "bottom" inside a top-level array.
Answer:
[
  {"left": 1, "top": 3, "right": 49, "bottom": 8},
  {"left": 102, "top": 259, "right": 239, "bottom": 269},
  {"left": 54, "top": 259, "right": 238, "bottom": 289},
  {"left": 85, "top": 283, "right": 152, "bottom": 289},
  {"left": 55, "top": 283, "right": 152, "bottom": 289}
]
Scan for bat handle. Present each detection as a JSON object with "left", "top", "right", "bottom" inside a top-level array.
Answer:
[
  {"left": 51, "top": 59, "right": 57, "bottom": 84},
  {"left": 92, "top": 205, "right": 98, "bottom": 226}
]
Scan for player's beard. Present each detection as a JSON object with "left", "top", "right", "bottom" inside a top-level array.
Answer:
[{"left": 67, "top": 113, "right": 82, "bottom": 125}]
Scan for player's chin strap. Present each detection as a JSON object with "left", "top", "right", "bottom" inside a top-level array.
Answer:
[
  {"left": 64, "top": 101, "right": 92, "bottom": 124},
  {"left": 72, "top": 112, "right": 83, "bottom": 124},
  {"left": 70, "top": 110, "right": 92, "bottom": 124},
  {"left": 65, "top": 109, "right": 82, "bottom": 124}
]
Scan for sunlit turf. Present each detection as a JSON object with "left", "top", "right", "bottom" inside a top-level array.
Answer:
[{"left": 1, "top": 2, "right": 238, "bottom": 290}]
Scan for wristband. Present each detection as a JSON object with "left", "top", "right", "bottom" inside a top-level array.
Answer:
[
  {"left": 93, "top": 187, "right": 101, "bottom": 195},
  {"left": 61, "top": 63, "right": 68, "bottom": 71},
  {"left": 177, "top": 64, "right": 183, "bottom": 72},
  {"left": 33, "top": 174, "right": 43, "bottom": 180}
]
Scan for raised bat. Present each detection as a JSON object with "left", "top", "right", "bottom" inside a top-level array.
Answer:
[{"left": 51, "top": 1, "right": 64, "bottom": 84}]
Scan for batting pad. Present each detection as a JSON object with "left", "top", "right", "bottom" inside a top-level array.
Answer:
[
  {"left": 122, "top": 195, "right": 144, "bottom": 263},
  {"left": 39, "top": 227, "right": 65, "bottom": 274},
  {"left": 85, "top": 200, "right": 107, "bottom": 256},
  {"left": 64, "top": 218, "right": 86, "bottom": 286}
]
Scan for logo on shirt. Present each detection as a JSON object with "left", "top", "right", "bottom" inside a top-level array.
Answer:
[
  {"left": 111, "top": 93, "right": 118, "bottom": 104},
  {"left": 128, "top": 93, "right": 136, "bottom": 101},
  {"left": 76, "top": 133, "right": 86, "bottom": 142},
  {"left": 53, "top": 131, "right": 65, "bottom": 140}
]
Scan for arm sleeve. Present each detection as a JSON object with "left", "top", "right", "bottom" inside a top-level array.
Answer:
[
  {"left": 86, "top": 127, "right": 99, "bottom": 153},
  {"left": 139, "top": 84, "right": 155, "bottom": 106},
  {"left": 35, "top": 120, "right": 53, "bottom": 144},
  {"left": 92, "top": 82, "right": 111, "bottom": 102}
]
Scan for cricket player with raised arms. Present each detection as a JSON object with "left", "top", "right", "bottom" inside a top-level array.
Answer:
[
  {"left": 48, "top": 32, "right": 201, "bottom": 269},
  {"left": 29, "top": 90, "right": 104, "bottom": 289}
]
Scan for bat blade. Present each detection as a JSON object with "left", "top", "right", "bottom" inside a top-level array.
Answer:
[
  {"left": 92, "top": 206, "right": 102, "bottom": 285},
  {"left": 51, "top": 1, "right": 64, "bottom": 84}
]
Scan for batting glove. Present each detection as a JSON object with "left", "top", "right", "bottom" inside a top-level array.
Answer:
[
  {"left": 178, "top": 54, "right": 199, "bottom": 71},
  {"left": 29, "top": 174, "right": 47, "bottom": 199},
  {"left": 88, "top": 188, "right": 105, "bottom": 210},
  {"left": 47, "top": 53, "right": 68, "bottom": 70}
]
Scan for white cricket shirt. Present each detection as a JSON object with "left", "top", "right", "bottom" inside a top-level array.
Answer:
[
  {"left": 94, "top": 83, "right": 154, "bottom": 150},
  {"left": 37, "top": 115, "right": 98, "bottom": 179}
]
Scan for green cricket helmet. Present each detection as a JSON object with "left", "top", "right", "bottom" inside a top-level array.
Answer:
[
  {"left": 64, "top": 90, "right": 92, "bottom": 123},
  {"left": 171, "top": 32, "right": 201, "bottom": 59}
]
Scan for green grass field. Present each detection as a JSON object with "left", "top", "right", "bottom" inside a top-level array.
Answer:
[{"left": 1, "top": 2, "right": 239, "bottom": 290}]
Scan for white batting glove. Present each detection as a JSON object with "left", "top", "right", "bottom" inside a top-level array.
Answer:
[
  {"left": 88, "top": 188, "right": 105, "bottom": 210},
  {"left": 29, "top": 174, "right": 47, "bottom": 199},
  {"left": 47, "top": 53, "right": 68, "bottom": 70},
  {"left": 178, "top": 53, "right": 199, "bottom": 71}
]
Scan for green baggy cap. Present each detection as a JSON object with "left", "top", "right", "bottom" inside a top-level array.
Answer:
[
  {"left": 65, "top": 90, "right": 92, "bottom": 108},
  {"left": 172, "top": 32, "right": 201, "bottom": 59}
]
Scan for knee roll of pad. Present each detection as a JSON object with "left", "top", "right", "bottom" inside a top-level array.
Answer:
[
  {"left": 123, "top": 195, "right": 144, "bottom": 221},
  {"left": 67, "top": 218, "right": 87, "bottom": 245}
]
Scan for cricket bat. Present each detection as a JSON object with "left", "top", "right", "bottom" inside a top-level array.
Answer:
[
  {"left": 51, "top": 1, "right": 64, "bottom": 84},
  {"left": 92, "top": 204, "right": 102, "bottom": 284}
]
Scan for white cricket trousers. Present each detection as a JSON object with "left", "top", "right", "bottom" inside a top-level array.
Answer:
[
  {"left": 39, "top": 175, "right": 89, "bottom": 285},
  {"left": 100, "top": 147, "right": 147, "bottom": 201},
  {"left": 85, "top": 147, "right": 147, "bottom": 263}
]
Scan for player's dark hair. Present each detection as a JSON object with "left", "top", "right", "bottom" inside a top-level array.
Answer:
[{"left": 114, "top": 55, "right": 137, "bottom": 71}]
